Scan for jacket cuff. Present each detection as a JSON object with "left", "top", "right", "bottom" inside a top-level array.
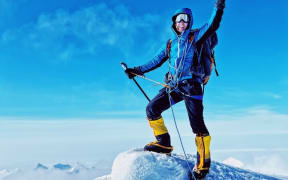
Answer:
[
  {"left": 134, "top": 66, "right": 144, "bottom": 76},
  {"left": 215, "top": 0, "right": 225, "bottom": 10}
]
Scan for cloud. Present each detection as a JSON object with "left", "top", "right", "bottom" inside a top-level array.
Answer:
[
  {"left": 205, "top": 106, "right": 288, "bottom": 136},
  {"left": 260, "top": 92, "right": 282, "bottom": 99},
  {"left": 69, "top": 81, "right": 147, "bottom": 109},
  {"left": 215, "top": 148, "right": 288, "bottom": 153},
  {"left": 209, "top": 86, "right": 287, "bottom": 106},
  {"left": 223, "top": 157, "right": 244, "bottom": 168},
  {"left": 0, "top": 3, "right": 167, "bottom": 61},
  {"left": 2, "top": 167, "right": 107, "bottom": 180},
  {"left": 166, "top": 106, "right": 288, "bottom": 138},
  {"left": 163, "top": 105, "right": 288, "bottom": 177},
  {"left": 222, "top": 155, "right": 288, "bottom": 177},
  {"left": 205, "top": 105, "right": 288, "bottom": 121},
  {"left": 245, "top": 155, "right": 288, "bottom": 177}
]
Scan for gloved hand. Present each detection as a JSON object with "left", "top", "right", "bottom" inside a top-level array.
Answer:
[
  {"left": 125, "top": 67, "right": 144, "bottom": 79},
  {"left": 164, "top": 72, "right": 173, "bottom": 84},
  {"left": 215, "top": 0, "right": 225, "bottom": 9}
]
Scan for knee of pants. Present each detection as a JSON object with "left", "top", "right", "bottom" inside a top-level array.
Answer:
[
  {"left": 146, "top": 102, "right": 162, "bottom": 120},
  {"left": 190, "top": 119, "right": 209, "bottom": 135}
]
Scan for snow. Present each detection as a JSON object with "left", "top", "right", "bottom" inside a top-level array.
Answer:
[
  {"left": 110, "top": 148, "right": 188, "bottom": 180},
  {"left": 223, "top": 157, "right": 244, "bottom": 168},
  {"left": 96, "top": 148, "right": 281, "bottom": 180},
  {"left": 94, "top": 175, "right": 112, "bottom": 180},
  {"left": 0, "top": 149, "right": 284, "bottom": 180}
]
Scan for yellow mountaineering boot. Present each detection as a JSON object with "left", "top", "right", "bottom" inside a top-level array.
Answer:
[
  {"left": 144, "top": 117, "right": 173, "bottom": 154},
  {"left": 193, "top": 134, "right": 211, "bottom": 180}
]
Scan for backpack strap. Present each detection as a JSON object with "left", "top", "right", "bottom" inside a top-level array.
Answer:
[
  {"left": 166, "top": 39, "right": 172, "bottom": 59},
  {"left": 189, "top": 28, "right": 200, "bottom": 43},
  {"left": 211, "top": 50, "right": 219, "bottom": 76},
  {"left": 197, "top": 44, "right": 204, "bottom": 65},
  {"left": 188, "top": 31, "right": 195, "bottom": 43},
  {"left": 165, "top": 39, "right": 173, "bottom": 83}
]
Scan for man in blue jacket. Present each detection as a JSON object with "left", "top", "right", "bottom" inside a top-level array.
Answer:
[{"left": 126, "top": 0, "right": 225, "bottom": 178}]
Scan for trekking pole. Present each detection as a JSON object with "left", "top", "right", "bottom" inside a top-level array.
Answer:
[
  {"left": 121, "top": 62, "right": 151, "bottom": 102},
  {"left": 121, "top": 63, "right": 170, "bottom": 89}
]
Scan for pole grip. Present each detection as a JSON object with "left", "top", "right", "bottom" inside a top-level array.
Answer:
[
  {"left": 120, "top": 62, "right": 128, "bottom": 70},
  {"left": 120, "top": 62, "right": 151, "bottom": 102}
]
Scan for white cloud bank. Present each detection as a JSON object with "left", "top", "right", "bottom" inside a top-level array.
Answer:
[
  {"left": 223, "top": 157, "right": 244, "bottom": 168},
  {"left": 1, "top": 153, "right": 287, "bottom": 180},
  {"left": 0, "top": 106, "right": 287, "bottom": 179},
  {"left": 203, "top": 106, "right": 288, "bottom": 136},
  {"left": 246, "top": 155, "right": 288, "bottom": 177},
  {"left": 1, "top": 162, "right": 110, "bottom": 180},
  {"left": 223, "top": 155, "right": 288, "bottom": 177}
]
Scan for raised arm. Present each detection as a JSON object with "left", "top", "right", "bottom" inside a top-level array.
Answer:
[{"left": 195, "top": 0, "right": 225, "bottom": 45}]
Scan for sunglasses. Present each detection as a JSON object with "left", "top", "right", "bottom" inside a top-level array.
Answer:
[{"left": 175, "top": 14, "right": 189, "bottom": 23}]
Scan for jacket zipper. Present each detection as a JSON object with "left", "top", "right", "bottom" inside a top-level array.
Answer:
[{"left": 177, "top": 36, "right": 181, "bottom": 58}]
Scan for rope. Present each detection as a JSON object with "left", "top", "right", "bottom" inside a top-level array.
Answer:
[
  {"left": 168, "top": 36, "right": 193, "bottom": 91},
  {"left": 166, "top": 33, "right": 198, "bottom": 179},
  {"left": 167, "top": 89, "right": 196, "bottom": 179}
]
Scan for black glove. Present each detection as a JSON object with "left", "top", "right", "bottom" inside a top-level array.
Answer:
[
  {"left": 215, "top": 0, "right": 225, "bottom": 9},
  {"left": 125, "top": 67, "right": 144, "bottom": 79}
]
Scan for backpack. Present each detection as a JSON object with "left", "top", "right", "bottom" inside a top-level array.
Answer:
[{"left": 165, "top": 29, "right": 219, "bottom": 85}]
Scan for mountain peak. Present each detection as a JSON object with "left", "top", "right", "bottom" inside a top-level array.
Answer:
[
  {"left": 53, "top": 163, "right": 72, "bottom": 170},
  {"left": 35, "top": 163, "right": 48, "bottom": 170},
  {"left": 96, "top": 148, "right": 280, "bottom": 180}
]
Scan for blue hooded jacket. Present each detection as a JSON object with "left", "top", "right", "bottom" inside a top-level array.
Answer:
[{"left": 138, "top": 1, "right": 224, "bottom": 86}]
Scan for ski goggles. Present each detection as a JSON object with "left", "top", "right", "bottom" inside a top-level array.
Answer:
[{"left": 175, "top": 14, "right": 189, "bottom": 23}]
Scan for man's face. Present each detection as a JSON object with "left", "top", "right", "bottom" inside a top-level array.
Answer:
[
  {"left": 175, "top": 14, "right": 189, "bottom": 34},
  {"left": 176, "top": 21, "right": 188, "bottom": 33}
]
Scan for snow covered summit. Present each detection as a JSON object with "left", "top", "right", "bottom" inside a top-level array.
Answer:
[{"left": 96, "top": 148, "right": 280, "bottom": 180}]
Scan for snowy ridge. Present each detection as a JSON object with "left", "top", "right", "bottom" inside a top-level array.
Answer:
[
  {"left": 96, "top": 148, "right": 281, "bottom": 180},
  {"left": 0, "top": 149, "right": 284, "bottom": 180}
]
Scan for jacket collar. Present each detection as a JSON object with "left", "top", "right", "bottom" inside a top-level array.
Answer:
[{"left": 171, "top": 26, "right": 190, "bottom": 40}]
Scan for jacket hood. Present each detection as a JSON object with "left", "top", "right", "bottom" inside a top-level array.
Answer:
[{"left": 172, "top": 8, "right": 193, "bottom": 31}]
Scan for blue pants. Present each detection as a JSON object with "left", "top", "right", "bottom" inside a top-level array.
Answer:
[{"left": 146, "top": 80, "right": 209, "bottom": 135}]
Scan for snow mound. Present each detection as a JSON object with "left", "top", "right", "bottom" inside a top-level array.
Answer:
[
  {"left": 223, "top": 157, "right": 244, "bottom": 168},
  {"left": 97, "top": 148, "right": 280, "bottom": 180}
]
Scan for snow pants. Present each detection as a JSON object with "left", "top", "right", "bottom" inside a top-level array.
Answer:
[{"left": 146, "top": 80, "right": 209, "bottom": 135}]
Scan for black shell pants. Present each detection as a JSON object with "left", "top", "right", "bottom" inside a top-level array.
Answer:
[{"left": 146, "top": 80, "right": 209, "bottom": 135}]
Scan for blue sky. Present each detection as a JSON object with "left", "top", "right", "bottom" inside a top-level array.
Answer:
[
  {"left": 0, "top": 0, "right": 287, "bottom": 119},
  {"left": 0, "top": 0, "right": 288, "bottom": 177}
]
